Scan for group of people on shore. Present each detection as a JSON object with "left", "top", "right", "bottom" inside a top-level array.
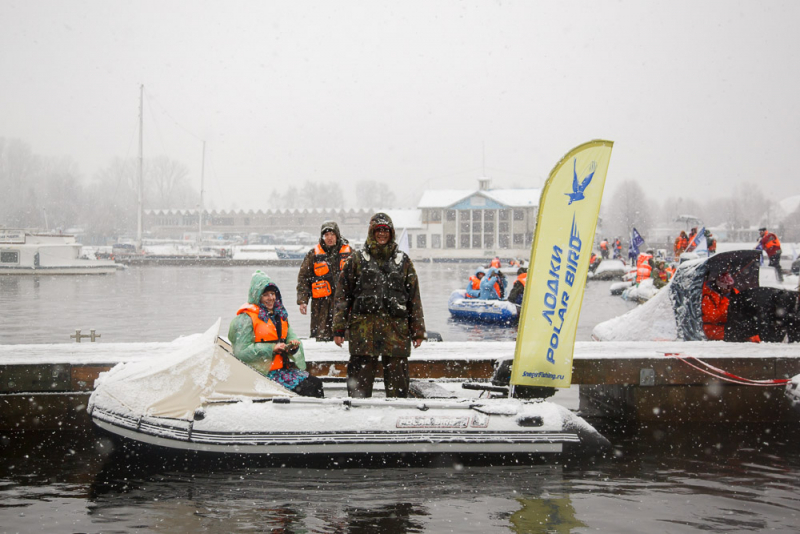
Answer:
[{"left": 229, "top": 213, "right": 425, "bottom": 400}]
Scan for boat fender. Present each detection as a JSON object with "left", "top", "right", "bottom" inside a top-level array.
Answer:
[
  {"left": 273, "top": 397, "right": 291, "bottom": 404},
  {"left": 194, "top": 409, "right": 205, "bottom": 421}
]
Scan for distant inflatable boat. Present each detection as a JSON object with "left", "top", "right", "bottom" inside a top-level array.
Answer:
[{"left": 447, "top": 289, "right": 519, "bottom": 324}]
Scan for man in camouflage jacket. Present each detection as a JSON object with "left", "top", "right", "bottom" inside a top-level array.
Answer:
[
  {"left": 296, "top": 221, "right": 351, "bottom": 341},
  {"left": 333, "top": 212, "right": 426, "bottom": 398}
]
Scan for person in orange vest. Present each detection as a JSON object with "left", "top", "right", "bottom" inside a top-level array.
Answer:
[
  {"left": 507, "top": 267, "right": 527, "bottom": 305},
  {"left": 465, "top": 268, "right": 486, "bottom": 298},
  {"left": 490, "top": 256, "right": 501, "bottom": 269},
  {"left": 685, "top": 227, "right": 699, "bottom": 252},
  {"left": 599, "top": 238, "right": 609, "bottom": 259},
  {"left": 613, "top": 238, "right": 622, "bottom": 259},
  {"left": 635, "top": 252, "right": 653, "bottom": 283},
  {"left": 674, "top": 230, "right": 689, "bottom": 259},
  {"left": 757, "top": 227, "right": 783, "bottom": 282},
  {"left": 296, "top": 221, "right": 352, "bottom": 341},
  {"left": 650, "top": 260, "right": 670, "bottom": 289},
  {"left": 229, "top": 270, "right": 324, "bottom": 397},
  {"left": 701, "top": 272, "right": 760, "bottom": 342},
  {"left": 704, "top": 229, "right": 717, "bottom": 255}
]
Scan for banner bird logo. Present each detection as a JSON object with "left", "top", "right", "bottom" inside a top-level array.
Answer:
[{"left": 565, "top": 159, "right": 596, "bottom": 205}]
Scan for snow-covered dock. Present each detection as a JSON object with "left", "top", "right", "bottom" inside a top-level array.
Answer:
[{"left": 2, "top": 337, "right": 800, "bottom": 429}]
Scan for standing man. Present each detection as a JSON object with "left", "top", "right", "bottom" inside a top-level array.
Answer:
[
  {"left": 757, "top": 227, "right": 783, "bottom": 282},
  {"left": 296, "top": 221, "right": 351, "bottom": 341},
  {"left": 332, "top": 212, "right": 426, "bottom": 398}
]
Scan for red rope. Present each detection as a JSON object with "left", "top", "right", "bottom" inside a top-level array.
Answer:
[{"left": 663, "top": 352, "right": 791, "bottom": 387}]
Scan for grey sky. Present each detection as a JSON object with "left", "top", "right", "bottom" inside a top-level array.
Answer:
[{"left": 2, "top": 0, "right": 798, "bottom": 211}]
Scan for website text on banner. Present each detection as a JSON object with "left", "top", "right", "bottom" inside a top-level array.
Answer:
[{"left": 511, "top": 140, "right": 614, "bottom": 389}]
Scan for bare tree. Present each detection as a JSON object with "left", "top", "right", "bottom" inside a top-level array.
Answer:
[
  {"left": 603, "top": 180, "right": 652, "bottom": 239},
  {"left": 147, "top": 155, "right": 192, "bottom": 209},
  {"left": 355, "top": 180, "right": 396, "bottom": 208}
]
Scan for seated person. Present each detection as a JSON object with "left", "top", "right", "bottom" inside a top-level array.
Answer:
[
  {"left": 228, "top": 270, "right": 324, "bottom": 397},
  {"left": 465, "top": 268, "right": 486, "bottom": 298},
  {"left": 650, "top": 260, "right": 670, "bottom": 289},
  {"left": 478, "top": 268, "right": 505, "bottom": 300},
  {"left": 701, "top": 272, "right": 759, "bottom": 343},
  {"left": 507, "top": 267, "right": 527, "bottom": 306}
]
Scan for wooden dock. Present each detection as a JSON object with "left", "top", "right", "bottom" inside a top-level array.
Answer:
[{"left": 2, "top": 340, "right": 799, "bottom": 431}]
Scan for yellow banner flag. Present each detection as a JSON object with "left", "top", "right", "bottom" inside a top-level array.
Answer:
[{"left": 511, "top": 140, "right": 614, "bottom": 388}]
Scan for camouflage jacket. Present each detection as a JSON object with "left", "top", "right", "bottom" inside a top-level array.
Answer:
[
  {"left": 332, "top": 244, "right": 426, "bottom": 358},
  {"left": 296, "top": 240, "right": 349, "bottom": 341}
]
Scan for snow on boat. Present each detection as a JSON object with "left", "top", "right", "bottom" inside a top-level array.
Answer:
[
  {"left": 587, "top": 259, "right": 626, "bottom": 280},
  {"left": 87, "top": 321, "right": 608, "bottom": 457},
  {"left": 620, "top": 278, "right": 660, "bottom": 303},
  {"left": 609, "top": 280, "right": 632, "bottom": 295},
  {"left": 593, "top": 250, "right": 800, "bottom": 342},
  {"left": 447, "top": 289, "right": 518, "bottom": 324}
]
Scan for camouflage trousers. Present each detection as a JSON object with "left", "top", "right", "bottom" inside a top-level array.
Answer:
[{"left": 346, "top": 355, "right": 409, "bottom": 398}]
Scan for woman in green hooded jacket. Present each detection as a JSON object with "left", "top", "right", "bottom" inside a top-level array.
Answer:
[{"left": 228, "top": 270, "right": 323, "bottom": 397}]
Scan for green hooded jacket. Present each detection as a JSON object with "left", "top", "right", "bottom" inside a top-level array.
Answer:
[
  {"left": 332, "top": 212, "right": 426, "bottom": 358},
  {"left": 228, "top": 270, "right": 306, "bottom": 375}
]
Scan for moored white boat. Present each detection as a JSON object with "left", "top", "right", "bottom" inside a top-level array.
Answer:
[
  {"left": 0, "top": 229, "right": 119, "bottom": 275},
  {"left": 447, "top": 289, "right": 518, "bottom": 324},
  {"left": 87, "top": 322, "right": 608, "bottom": 457}
]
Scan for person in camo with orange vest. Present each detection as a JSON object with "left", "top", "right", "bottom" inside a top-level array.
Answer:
[
  {"left": 507, "top": 267, "right": 527, "bottom": 306},
  {"left": 296, "top": 221, "right": 352, "bottom": 341},
  {"left": 756, "top": 227, "right": 783, "bottom": 282},
  {"left": 228, "top": 270, "right": 324, "bottom": 397}
]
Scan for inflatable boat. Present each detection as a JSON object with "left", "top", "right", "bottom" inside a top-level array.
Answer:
[
  {"left": 88, "top": 321, "right": 608, "bottom": 457},
  {"left": 447, "top": 289, "right": 518, "bottom": 324}
]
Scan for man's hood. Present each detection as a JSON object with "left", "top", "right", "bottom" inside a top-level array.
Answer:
[
  {"left": 366, "top": 212, "right": 396, "bottom": 245},
  {"left": 319, "top": 220, "right": 344, "bottom": 246}
]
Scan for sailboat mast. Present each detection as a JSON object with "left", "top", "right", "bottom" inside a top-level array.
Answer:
[
  {"left": 198, "top": 140, "right": 205, "bottom": 244},
  {"left": 137, "top": 84, "right": 144, "bottom": 252}
]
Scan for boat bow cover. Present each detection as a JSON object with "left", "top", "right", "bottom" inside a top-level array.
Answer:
[{"left": 90, "top": 319, "right": 295, "bottom": 420}]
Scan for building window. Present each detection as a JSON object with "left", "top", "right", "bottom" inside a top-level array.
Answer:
[
  {"left": 472, "top": 235, "right": 481, "bottom": 248},
  {"left": 499, "top": 234, "right": 510, "bottom": 249},
  {"left": 243, "top": 218, "right": 250, "bottom": 226},
  {"left": 499, "top": 222, "right": 509, "bottom": 233},
  {"left": 407, "top": 234, "right": 412, "bottom": 248},
  {"left": 460, "top": 211, "right": 470, "bottom": 222},
  {"left": 416, "top": 234, "right": 427, "bottom": 248},
  {"left": 526, "top": 232, "right": 534, "bottom": 245},
  {"left": 499, "top": 209, "right": 510, "bottom": 221},
  {"left": 446, "top": 234, "right": 456, "bottom": 248},
  {"left": 460, "top": 235, "right": 470, "bottom": 248},
  {"left": 473, "top": 222, "right": 482, "bottom": 233},
  {"left": 432, "top": 234, "right": 442, "bottom": 248},
  {"left": 484, "top": 222, "right": 494, "bottom": 233},
  {"left": 484, "top": 210, "right": 495, "bottom": 221},
  {"left": 446, "top": 210, "right": 456, "bottom": 221},
  {"left": 513, "top": 233, "right": 524, "bottom": 245},
  {"left": 472, "top": 210, "right": 481, "bottom": 222},
  {"left": 484, "top": 235, "right": 494, "bottom": 248},
  {"left": 429, "top": 210, "right": 442, "bottom": 223},
  {"left": 513, "top": 209, "right": 525, "bottom": 221},
  {"left": 460, "top": 222, "right": 470, "bottom": 234}
]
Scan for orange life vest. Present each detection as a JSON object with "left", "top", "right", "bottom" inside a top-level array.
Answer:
[
  {"left": 600, "top": 240, "right": 608, "bottom": 250},
  {"left": 465, "top": 276, "right": 482, "bottom": 298},
  {"left": 760, "top": 232, "right": 781, "bottom": 257},
  {"left": 238, "top": 304, "right": 290, "bottom": 371},
  {"left": 491, "top": 257, "right": 501, "bottom": 268},
  {"left": 311, "top": 242, "right": 352, "bottom": 299},
  {"left": 701, "top": 285, "right": 759, "bottom": 342},
  {"left": 516, "top": 273, "right": 527, "bottom": 287},
  {"left": 636, "top": 254, "right": 652, "bottom": 283}
]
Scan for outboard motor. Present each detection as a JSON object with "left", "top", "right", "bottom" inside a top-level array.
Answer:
[{"left": 491, "top": 358, "right": 557, "bottom": 399}]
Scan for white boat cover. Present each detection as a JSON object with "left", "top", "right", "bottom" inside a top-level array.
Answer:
[{"left": 91, "top": 320, "right": 295, "bottom": 420}]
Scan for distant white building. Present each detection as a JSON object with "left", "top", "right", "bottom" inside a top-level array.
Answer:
[{"left": 398, "top": 178, "right": 540, "bottom": 261}]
